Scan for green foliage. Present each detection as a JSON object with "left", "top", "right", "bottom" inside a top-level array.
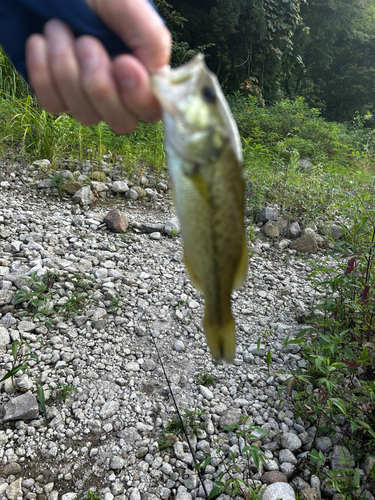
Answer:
[
  {"left": 200, "top": 417, "right": 267, "bottom": 499},
  {"left": 0, "top": 335, "right": 47, "bottom": 417},
  {"left": 0, "top": 91, "right": 166, "bottom": 173},
  {"left": 155, "top": 435, "right": 174, "bottom": 455},
  {"left": 14, "top": 272, "right": 93, "bottom": 322},
  {"left": 271, "top": 193, "right": 375, "bottom": 497},
  {"left": 74, "top": 491, "right": 101, "bottom": 500},
  {"left": 229, "top": 95, "right": 375, "bottom": 224},
  {"left": 288, "top": 0, "right": 375, "bottom": 121},
  {"left": 50, "top": 172, "right": 64, "bottom": 199},
  {"left": 169, "top": 0, "right": 305, "bottom": 100},
  {"left": 0, "top": 48, "right": 29, "bottom": 99},
  {"left": 53, "top": 382, "right": 78, "bottom": 403},
  {"left": 196, "top": 370, "right": 216, "bottom": 387}
]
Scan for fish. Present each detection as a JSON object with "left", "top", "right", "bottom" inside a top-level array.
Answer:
[{"left": 152, "top": 53, "right": 248, "bottom": 363}]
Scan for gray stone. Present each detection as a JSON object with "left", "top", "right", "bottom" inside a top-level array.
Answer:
[
  {"left": 321, "top": 478, "right": 337, "bottom": 496},
  {"left": 292, "top": 477, "right": 310, "bottom": 491},
  {"left": 315, "top": 436, "right": 332, "bottom": 452},
  {"left": 0, "top": 313, "right": 17, "bottom": 328},
  {"left": 2, "top": 391, "right": 39, "bottom": 421},
  {"left": 289, "top": 232, "right": 317, "bottom": 253},
  {"left": 126, "top": 188, "right": 139, "bottom": 201},
  {"left": 110, "top": 455, "right": 125, "bottom": 470},
  {"left": 248, "top": 343, "right": 266, "bottom": 356},
  {"left": 301, "top": 488, "right": 320, "bottom": 500},
  {"left": 329, "top": 223, "right": 344, "bottom": 241},
  {"left": 90, "top": 181, "right": 108, "bottom": 193},
  {"left": 6, "top": 478, "right": 23, "bottom": 500},
  {"left": 262, "top": 482, "right": 296, "bottom": 500},
  {"left": 149, "top": 232, "right": 161, "bottom": 240},
  {"left": 18, "top": 320, "right": 35, "bottom": 332},
  {"left": 279, "top": 448, "right": 298, "bottom": 465},
  {"left": 72, "top": 185, "right": 93, "bottom": 205},
  {"left": 218, "top": 408, "right": 242, "bottom": 429},
  {"left": 257, "top": 207, "right": 276, "bottom": 223},
  {"left": 111, "top": 181, "right": 129, "bottom": 193},
  {"left": 37, "top": 179, "right": 53, "bottom": 188},
  {"left": 34, "top": 158, "right": 51, "bottom": 168},
  {"left": 3, "top": 463, "right": 22, "bottom": 476},
  {"left": 280, "top": 462, "right": 295, "bottom": 478},
  {"left": 164, "top": 217, "right": 181, "bottom": 236},
  {"left": 262, "top": 220, "right": 279, "bottom": 238},
  {"left": 142, "top": 222, "right": 164, "bottom": 233},
  {"left": 281, "top": 432, "right": 302, "bottom": 452},
  {"left": 129, "top": 489, "right": 141, "bottom": 500},
  {"left": 0, "top": 290, "right": 14, "bottom": 305},
  {"left": 184, "top": 475, "right": 199, "bottom": 490},
  {"left": 0, "top": 325, "right": 10, "bottom": 346},
  {"left": 261, "top": 471, "right": 288, "bottom": 484},
  {"left": 362, "top": 455, "right": 375, "bottom": 475},
  {"left": 145, "top": 188, "right": 157, "bottom": 199},
  {"left": 299, "top": 158, "right": 313, "bottom": 170},
  {"left": 142, "top": 359, "right": 157, "bottom": 371},
  {"left": 175, "top": 493, "right": 192, "bottom": 500},
  {"left": 173, "top": 340, "right": 185, "bottom": 352},
  {"left": 199, "top": 385, "right": 213, "bottom": 400},
  {"left": 99, "top": 400, "right": 119, "bottom": 420},
  {"left": 329, "top": 445, "right": 355, "bottom": 470},
  {"left": 288, "top": 222, "right": 301, "bottom": 239}
]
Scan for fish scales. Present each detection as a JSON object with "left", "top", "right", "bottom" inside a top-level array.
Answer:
[{"left": 152, "top": 54, "right": 248, "bottom": 362}]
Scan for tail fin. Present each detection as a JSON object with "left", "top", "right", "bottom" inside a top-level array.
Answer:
[{"left": 204, "top": 313, "right": 236, "bottom": 363}]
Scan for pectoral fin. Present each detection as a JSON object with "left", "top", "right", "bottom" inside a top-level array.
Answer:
[
  {"left": 233, "top": 237, "right": 248, "bottom": 290},
  {"left": 189, "top": 172, "right": 210, "bottom": 202}
]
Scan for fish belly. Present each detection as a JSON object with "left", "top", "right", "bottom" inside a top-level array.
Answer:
[{"left": 168, "top": 144, "right": 247, "bottom": 362}]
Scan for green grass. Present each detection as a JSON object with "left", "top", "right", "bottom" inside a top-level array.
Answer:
[{"left": 0, "top": 48, "right": 373, "bottom": 229}]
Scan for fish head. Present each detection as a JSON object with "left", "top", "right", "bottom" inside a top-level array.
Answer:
[{"left": 152, "top": 53, "right": 243, "bottom": 170}]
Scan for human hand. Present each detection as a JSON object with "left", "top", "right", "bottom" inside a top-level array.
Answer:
[{"left": 25, "top": 0, "right": 171, "bottom": 134}]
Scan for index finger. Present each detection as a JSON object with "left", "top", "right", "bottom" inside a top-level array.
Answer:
[{"left": 85, "top": 0, "right": 171, "bottom": 71}]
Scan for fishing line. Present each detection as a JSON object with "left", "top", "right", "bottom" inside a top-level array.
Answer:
[{"left": 152, "top": 337, "right": 210, "bottom": 500}]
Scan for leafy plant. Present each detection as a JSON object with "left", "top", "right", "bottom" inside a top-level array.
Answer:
[
  {"left": 197, "top": 370, "right": 216, "bottom": 387},
  {"left": 108, "top": 293, "right": 121, "bottom": 314},
  {"left": 200, "top": 417, "right": 267, "bottom": 499},
  {"left": 74, "top": 491, "right": 102, "bottom": 500},
  {"left": 50, "top": 172, "right": 64, "bottom": 199},
  {"left": 53, "top": 382, "right": 78, "bottom": 403},
  {"left": 0, "top": 335, "right": 46, "bottom": 417},
  {"left": 268, "top": 192, "right": 375, "bottom": 498}
]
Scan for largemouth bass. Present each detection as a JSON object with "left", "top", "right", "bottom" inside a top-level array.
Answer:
[{"left": 152, "top": 54, "right": 248, "bottom": 363}]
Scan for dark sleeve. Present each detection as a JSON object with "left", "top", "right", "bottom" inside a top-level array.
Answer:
[{"left": 0, "top": 0, "right": 135, "bottom": 82}]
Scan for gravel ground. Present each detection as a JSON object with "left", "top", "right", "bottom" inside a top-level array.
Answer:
[{"left": 0, "top": 160, "right": 373, "bottom": 500}]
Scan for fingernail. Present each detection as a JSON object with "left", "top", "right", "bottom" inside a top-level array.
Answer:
[{"left": 45, "top": 20, "right": 70, "bottom": 55}]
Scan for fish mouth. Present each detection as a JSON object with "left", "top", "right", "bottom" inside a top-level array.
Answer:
[{"left": 151, "top": 53, "right": 207, "bottom": 116}]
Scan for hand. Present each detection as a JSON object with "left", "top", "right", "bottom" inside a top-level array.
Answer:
[{"left": 25, "top": 0, "right": 171, "bottom": 134}]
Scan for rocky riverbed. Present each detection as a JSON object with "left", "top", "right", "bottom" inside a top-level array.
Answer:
[{"left": 0, "top": 159, "right": 374, "bottom": 500}]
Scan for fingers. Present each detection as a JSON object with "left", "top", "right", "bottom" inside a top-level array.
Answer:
[
  {"left": 26, "top": 34, "right": 66, "bottom": 114},
  {"left": 44, "top": 20, "right": 101, "bottom": 125},
  {"left": 113, "top": 54, "right": 162, "bottom": 122},
  {"left": 85, "top": 0, "right": 171, "bottom": 70},
  {"left": 25, "top": 0, "right": 173, "bottom": 133},
  {"left": 76, "top": 36, "right": 138, "bottom": 134}
]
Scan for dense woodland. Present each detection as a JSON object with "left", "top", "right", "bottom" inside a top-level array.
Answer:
[{"left": 156, "top": 0, "right": 375, "bottom": 122}]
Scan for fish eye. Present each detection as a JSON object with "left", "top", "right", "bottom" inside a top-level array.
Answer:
[{"left": 202, "top": 86, "right": 216, "bottom": 104}]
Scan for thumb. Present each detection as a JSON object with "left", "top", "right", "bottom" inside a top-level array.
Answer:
[{"left": 85, "top": 0, "right": 171, "bottom": 71}]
